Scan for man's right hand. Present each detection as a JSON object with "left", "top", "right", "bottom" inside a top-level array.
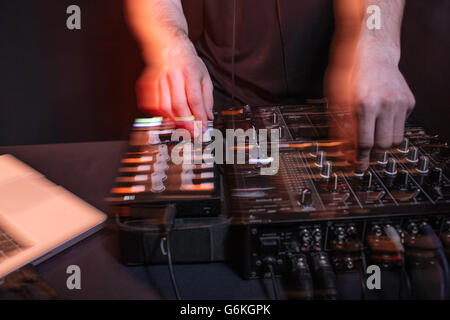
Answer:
[{"left": 136, "top": 41, "right": 214, "bottom": 130}]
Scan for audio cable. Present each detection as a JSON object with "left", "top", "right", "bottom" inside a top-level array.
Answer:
[
  {"left": 231, "top": 0, "right": 237, "bottom": 105},
  {"left": 384, "top": 225, "right": 411, "bottom": 299},
  {"left": 420, "top": 223, "right": 450, "bottom": 299},
  {"left": 264, "top": 258, "right": 280, "bottom": 300},
  {"left": 359, "top": 247, "right": 368, "bottom": 300},
  {"left": 161, "top": 204, "right": 182, "bottom": 300},
  {"left": 283, "top": 254, "right": 314, "bottom": 300}
]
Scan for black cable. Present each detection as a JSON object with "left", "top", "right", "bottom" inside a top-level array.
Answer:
[
  {"left": 275, "top": 0, "right": 290, "bottom": 96},
  {"left": 359, "top": 250, "right": 368, "bottom": 300},
  {"left": 162, "top": 204, "right": 181, "bottom": 300},
  {"left": 400, "top": 251, "right": 411, "bottom": 299},
  {"left": 267, "top": 263, "right": 280, "bottom": 300},
  {"left": 163, "top": 234, "right": 182, "bottom": 300},
  {"left": 231, "top": 0, "right": 237, "bottom": 105},
  {"left": 384, "top": 225, "right": 411, "bottom": 299}
]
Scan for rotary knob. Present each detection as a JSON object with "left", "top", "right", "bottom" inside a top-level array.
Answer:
[
  {"left": 395, "top": 170, "right": 409, "bottom": 188},
  {"left": 316, "top": 151, "right": 326, "bottom": 168},
  {"left": 407, "top": 146, "right": 419, "bottom": 164},
  {"left": 371, "top": 225, "right": 383, "bottom": 237},
  {"left": 310, "top": 143, "right": 320, "bottom": 158},
  {"left": 385, "top": 158, "right": 398, "bottom": 176},
  {"left": 321, "top": 161, "right": 332, "bottom": 179},
  {"left": 377, "top": 151, "right": 389, "bottom": 166},
  {"left": 431, "top": 167, "right": 443, "bottom": 185},
  {"left": 398, "top": 138, "right": 409, "bottom": 153},
  {"left": 298, "top": 188, "right": 313, "bottom": 207},
  {"left": 407, "top": 222, "right": 419, "bottom": 236},
  {"left": 417, "top": 156, "right": 430, "bottom": 174}
]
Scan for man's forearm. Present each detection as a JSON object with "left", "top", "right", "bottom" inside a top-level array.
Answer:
[
  {"left": 125, "top": 0, "right": 195, "bottom": 63},
  {"left": 359, "top": 0, "right": 406, "bottom": 64}
]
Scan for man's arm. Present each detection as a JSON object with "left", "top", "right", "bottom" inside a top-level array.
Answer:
[
  {"left": 125, "top": 0, "right": 213, "bottom": 129},
  {"left": 327, "top": 0, "right": 415, "bottom": 167}
]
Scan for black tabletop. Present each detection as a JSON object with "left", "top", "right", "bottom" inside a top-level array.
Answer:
[{"left": 0, "top": 141, "right": 396, "bottom": 300}]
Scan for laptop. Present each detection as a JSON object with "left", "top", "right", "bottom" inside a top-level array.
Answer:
[{"left": 0, "top": 154, "right": 107, "bottom": 279}]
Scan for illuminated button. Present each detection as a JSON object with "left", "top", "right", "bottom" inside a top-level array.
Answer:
[
  {"left": 180, "top": 182, "right": 214, "bottom": 191},
  {"left": 111, "top": 185, "right": 145, "bottom": 194},
  {"left": 200, "top": 171, "right": 214, "bottom": 179},
  {"left": 134, "top": 175, "right": 148, "bottom": 182}
]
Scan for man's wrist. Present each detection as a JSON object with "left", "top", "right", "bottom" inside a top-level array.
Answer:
[
  {"left": 357, "top": 37, "right": 401, "bottom": 67},
  {"left": 141, "top": 28, "right": 197, "bottom": 64}
]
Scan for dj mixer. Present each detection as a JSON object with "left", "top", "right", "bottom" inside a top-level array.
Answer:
[{"left": 109, "top": 102, "right": 450, "bottom": 299}]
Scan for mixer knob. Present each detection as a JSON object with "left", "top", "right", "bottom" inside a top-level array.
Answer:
[
  {"left": 316, "top": 151, "right": 326, "bottom": 168},
  {"left": 347, "top": 226, "right": 357, "bottom": 236},
  {"left": 272, "top": 112, "right": 278, "bottom": 125},
  {"left": 445, "top": 220, "right": 450, "bottom": 232},
  {"left": 431, "top": 168, "right": 443, "bottom": 185},
  {"left": 407, "top": 222, "right": 419, "bottom": 236},
  {"left": 332, "top": 173, "right": 339, "bottom": 192},
  {"left": 398, "top": 138, "right": 409, "bottom": 153},
  {"left": 417, "top": 156, "right": 430, "bottom": 174},
  {"left": 310, "top": 143, "right": 320, "bottom": 158},
  {"left": 300, "top": 229, "right": 311, "bottom": 244},
  {"left": 335, "top": 227, "right": 346, "bottom": 241},
  {"left": 313, "top": 228, "right": 322, "bottom": 242},
  {"left": 407, "top": 146, "right": 419, "bottom": 163},
  {"left": 298, "top": 189, "right": 313, "bottom": 207},
  {"left": 377, "top": 151, "right": 389, "bottom": 166},
  {"left": 384, "top": 158, "right": 398, "bottom": 176},
  {"left": 365, "top": 171, "right": 373, "bottom": 190},
  {"left": 371, "top": 225, "right": 383, "bottom": 237},
  {"left": 395, "top": 170, "right": 409, "bottom": 187},
  {"left": 320, "top": 161, "right": 332, "bottom": 179}
]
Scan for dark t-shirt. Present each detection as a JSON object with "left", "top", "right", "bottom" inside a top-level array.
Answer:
[{"left": 182, "top": 0, "right": 335, "bottom": 109}]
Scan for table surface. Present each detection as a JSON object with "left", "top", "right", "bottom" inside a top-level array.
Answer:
[{"left": 0, "top": 141, "right": 395, "bottom": 300}]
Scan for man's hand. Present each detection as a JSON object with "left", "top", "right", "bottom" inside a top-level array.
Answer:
[
  {"left": 137, "top": 41, "right": 214, "bottom": 129},
  {"left": 327, "top": 0, "right": 414, "bottom": 169},
  {"left": 351, "top": 45, "right": 415, "bottom": 165},
  {"left": 125, "top": 0, "right": 214, "bottom": 131}
]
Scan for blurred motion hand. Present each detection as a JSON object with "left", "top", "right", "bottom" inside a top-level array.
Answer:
[
  {"left": 351, "top": 48, "right": 415, "bottom": 166},
  {"left": 136, "top": 40, "right": 214, "bottom": 130},
  {"left": 325, "top": 43, "right": 415, "bottom": 169}
]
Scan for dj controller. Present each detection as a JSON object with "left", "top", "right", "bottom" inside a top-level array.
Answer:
[{"left": 108, "top": 102, "right": 450, "bottom": 300}]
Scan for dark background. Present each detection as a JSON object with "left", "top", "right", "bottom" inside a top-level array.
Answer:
[{"left": 0, "top": 0, "right": 449, "bottom": 146}]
